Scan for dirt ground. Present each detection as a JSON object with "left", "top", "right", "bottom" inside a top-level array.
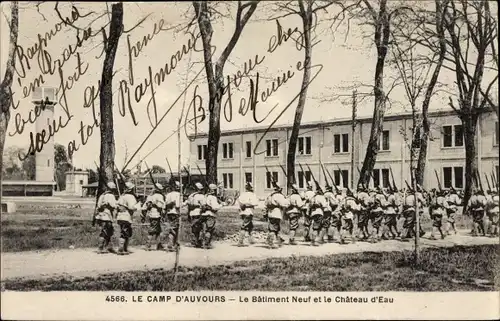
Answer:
[{"left": 1, "top": 230, "right": 497, "bottom": 281}]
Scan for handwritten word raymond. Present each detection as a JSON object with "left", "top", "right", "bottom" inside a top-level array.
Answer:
[{"left": 73, "top": 24, "right": 204, "bottom": 157}]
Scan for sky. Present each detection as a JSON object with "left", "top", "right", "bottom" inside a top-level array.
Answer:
[{"left": 0, "top": 1, "right": 497, "bottom": 172}]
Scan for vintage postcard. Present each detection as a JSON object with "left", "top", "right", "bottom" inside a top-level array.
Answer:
[{"left": 0, "top": 1, "right": 498, "bottom": 320}]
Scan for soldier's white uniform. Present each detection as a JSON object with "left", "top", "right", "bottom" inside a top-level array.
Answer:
[
  {"left": 486, "top": 190, "right": 499, "bottom": 236},
  {"left": 116, "top": 183, "right": 138, "bottom": 254},
  {"left": 142, "top": 185, "right": 166, "bottom": 250},
  {"left": 201, "top": 184, "right": 222, "bottom": 249},
  {"left": 265, "top": 186, "right": 290, "bottom": 248},
  {"left": 95, "top": 183, "right": 117, "bottom": 253},
  {"left": 164, "top": 182, "right": 181, "bottom": 251},
  {"left": 469, "top": 192, "right": 487, "bottom": 236},
  {"left": 286, "top": 185, "right": 304, "bottom": 245},
  {"left": 237, "top": 184, "right": 260, "bottom": 246},
  {"left": 446, "top": 191, "right": 461, "bottom": 234},
  {"left": 310, "top": 191, "right": 327, "bottom": 246},
  {"left": 186, "top": 183, "right": 206, "bottom": 248}
]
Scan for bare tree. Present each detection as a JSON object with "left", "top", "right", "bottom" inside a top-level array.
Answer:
[
  {"left": 442, "top": 0, "right": 498, "bottom": 206},
  {"left": 192, "top": 1, "right": 258, "bottom": 184},
  {"left": 0, "top": 1, "right": 19, "bottom": 181},
  {"left": 392, "top": 0, "right": 449, "bottom": 185},
  {"left": 355, "top": 0, "right": 411, "bottom": 187},
  {"left": 98, "top": 2, "right": 124, "bottom": 194}
]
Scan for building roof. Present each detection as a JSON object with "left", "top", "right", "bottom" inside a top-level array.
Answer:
[
  {"left": 1, "top": 180, "right": 56, "bottom": 185},
  {"left": 187, "top": 108, "right": 460, "bottom": 139}
]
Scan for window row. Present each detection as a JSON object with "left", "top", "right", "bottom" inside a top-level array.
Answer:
[{"left": 197, "top": 132, "right": 391, "bottom": 161}]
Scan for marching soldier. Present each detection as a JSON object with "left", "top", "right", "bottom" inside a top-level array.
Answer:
[
  {"left": 370, "top": 186, "right": 388, "bottom": 243},
  {"left": 201, "top": 183, "right": 222, "bottom": 249},
  {"left": 469, "top": 188, "right": 487, "bottom": 236},
  {"left": 95, "top": 182, "right": 118, "bottom": 253},
  {"left": 383, "top": 187, "right": 401, "bottom": 239},
  {"left": 445, "top": 187, "right": 461, "bottom": 235},
  {"left": 356, "top": 184, "right": 371, "bottom": 240},
  {"left": 142, "top": 183, "right": 166, "bottom": 250},
  {"left": 429, "top": 189, "right": 447, "bottom": 240},
  {"left": 485, "top": 188, "right": 499, "bottom": 237},
  {"left": 324, "top": 186, "right": 338, "bottom": 242},
  {"left": 286, "top": 184, "right": 304, "bottom": 245},
  {"left": 321, "top": 185, "right": 335, "bottom": 243},
  {"left": 264, "top": 183, "right": 290, "bottom": 249},
  {"left": 310, "top": 185, "right": 327, "bottom": 246},
  {"left": 415, "top": 184, "right": 427, "bottom": 237},
  {"left": 237, "top": 182, "right": 260, "bottom": 246},
  {"left": 186, "top": 182, "right": 206, "bottom": 248},
  {"left": 331, "top": 187, "right": 346, "bottom": 242},
  {"left": 301, "top": 182, "right": 315, "bottom": 242},
  {"left": 339, "top": 188, "right": 359, "bottom": 243},
  {"left": 164, "top": 181, "right": 181, "bottom": 252},
  {"left": 116, "top": 182, "right": 139, "bottom": 254},
  {"left": 401, "top": 187, "right": 426, "bottom": 240}
]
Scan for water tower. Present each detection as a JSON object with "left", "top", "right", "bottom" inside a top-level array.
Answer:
[{"left": 33, "top": 86, "right": 57, "bottom": 182}]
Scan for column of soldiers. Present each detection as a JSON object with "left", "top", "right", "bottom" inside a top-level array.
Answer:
[
  {"left": 250, "top": 177, "right": 499, "bottom": 249},
  {"left": 93, "top": 179, "right": 226, "bottom": 254},
  {"left": 93, "top": 172, "right": 499, "bottom": 253}
]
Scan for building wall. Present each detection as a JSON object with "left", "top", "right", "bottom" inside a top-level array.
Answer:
[
  {"left": 65, "top": 172, "right": 89, "bottom": 196},
  {"left": 189, "top": 111, "right": 499, "bottom": 198}
]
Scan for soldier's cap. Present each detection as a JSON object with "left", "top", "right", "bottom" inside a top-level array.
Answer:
[
  {"left": 124, "top": 181, "right": 135, "bottom": 190},
  {"left": 325, "top": 185, "right": 333, "bottom": 192},
  {"left": 154, "top": 183, "right": 163, "bottom": 190},
  {"left": 291, "top": 184, "right": 299, "bottom": 191},
  {"left": 195, "top": 182, "right": 204, "bottom": 190},
  {"left": 273, "top": 182, "right": 282, "bottom": 191},
  {"left": 174, "top": 181, "right": 181, "bottom": 188},
  {"left": 307, "top": 181, "right": 313, "bottom": 189},
  {"left": 208, "top": 183, "right": 218, "bottom": 191},
  {"left": 106, "top": 182, "right": 116, "bottom": 190},
  {"left": 245, "top": 182, "right": 253, "bottom": 191},
  {"left": 491, "top": 188, "right": 498, "bottom": 193}
]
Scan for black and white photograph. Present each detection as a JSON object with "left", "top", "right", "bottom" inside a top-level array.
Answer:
[{"left": 0, "top": 0, "right": 498, "bottom": 319}]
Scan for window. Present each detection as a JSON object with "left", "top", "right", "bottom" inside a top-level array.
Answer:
[
  {"left": 372, "top": 169, "right": 390, "bottom": 188},
  {"left": 47, "top": 159, "right": 50, "bottom": 166},
  {"left": 222, "top": 142, "right": 234, "bottom": 159},
  {"left": 266, "top": 139, "right": 279, "bottom": 157},
  {"left": 333, "top": 170, "right": 349, "bottom": 187},
  {"left": 245, "top": 172, "right": 253, "bottom": 184},
  {"left": 246, "top": 141, "right": 252, "bottom": 158},
  {"left": 454, "top": 125, "right": 464, "bottom": 147},
  {"left": 266, "top": 171, "right": 278, "bottom": 189},
  {"left": 297, "top": 136, "right": 312, "bottom": 155},
  {"left": 298, "top": 171, "right": 312, "bottom": 188},
  {"left": 443, "top": 166, "right": 464, "bottom": 189},
  {"left": 379, "top": 130, "right": 390, "bottom": 151},
  {"left": 197, "top": 145, "right": 207, "bottom": 160},
  {"left": 222, "top": 173, "right": 233, "bottom": 189},
  {"left": 333, "top": 134, "right": 349, "bottom": 153},
  {"left": 442, "top": 125, "right": 463, "bottom": 147},
  {"left": 79, "top": 180, "right": 83, "bottom": 185}
]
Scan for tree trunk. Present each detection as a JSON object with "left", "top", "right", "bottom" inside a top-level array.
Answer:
[
  {"left": 98, "top": 3, "right": 123, "bottom": 195},
  {"left": 358, "top": 0, "right": 390, "bottom": 187},
  {"left": 287, "top": 4, "right": 312, "bottom": 190},
  {"left": 462, "top": 113, "right": 479, "bottom": 210},
  {"left": 416, "top": 0, "right": 448, "bottom": 185},
  {"left": 205, "top": 70, "right": 223, "bottom": 185},
  {"left": 0, "top": 2, "right": 19, "bottom": 183}
]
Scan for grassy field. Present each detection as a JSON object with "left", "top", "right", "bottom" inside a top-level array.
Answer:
[
  {"left": 2, "top": 245, "right": 497, "bottom": 291},
  {"left": 1, "top": 203, "right": 474, "bottom": 252}
]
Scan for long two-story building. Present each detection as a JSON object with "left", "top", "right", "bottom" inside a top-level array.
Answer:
[{"left": 188, "top": 109, "right": 499, "bottom": 198}]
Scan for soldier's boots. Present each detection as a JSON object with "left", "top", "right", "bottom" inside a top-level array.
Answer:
[
  {"left": 156, "top": 243, "right": 165, "bottom": 251},
  {"left": 237, "top": 230, "right": 246, "bottom": 247},
  {"left": 267, "top": 233, "right": 276, "bottom": 249},
  {"left": 288, "top": 230, "right": 297, "bottom": 245},
  {"left": 117, "top": 238, "right": 126, "bottom": 255},
  {"left": 166, "top": 235, "right": 176, "bottom": 252},
  {"left": 98, "top": 237, "right": 107, "bottom": 253}
]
